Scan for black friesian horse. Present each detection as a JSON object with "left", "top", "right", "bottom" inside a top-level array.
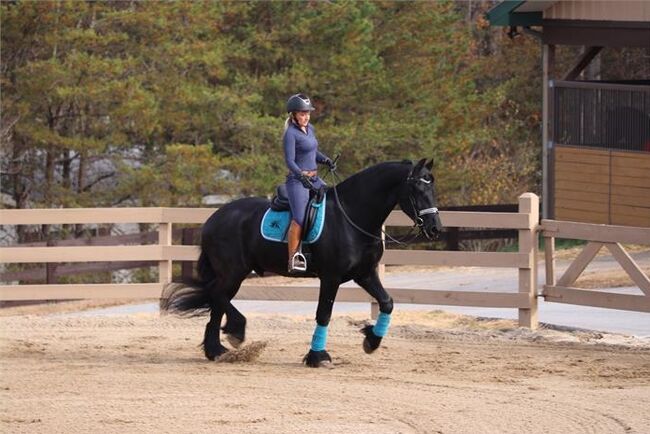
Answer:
[{"left": 161, "top": 159, "right": 442, "bottom": 367}]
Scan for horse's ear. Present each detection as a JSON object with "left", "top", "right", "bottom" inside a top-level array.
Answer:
[
  {"left": 414, "top": 158, "right": 426, "bottom": 170},
  {"left": 425, "top": 159, "right": 433, "bottom": 171}
]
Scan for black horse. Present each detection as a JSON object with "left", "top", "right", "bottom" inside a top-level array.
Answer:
[{"left": 161, "top": 159, "right": 442, "bottom": 367}]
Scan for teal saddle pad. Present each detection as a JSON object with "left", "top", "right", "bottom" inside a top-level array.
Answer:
[{"left": 260, "top": 194, "right": 326, "bottom": 244}]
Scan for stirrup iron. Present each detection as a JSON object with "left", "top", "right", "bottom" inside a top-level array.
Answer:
[{"left": 289, "top": 251, "right": 307, "bottom": 272}]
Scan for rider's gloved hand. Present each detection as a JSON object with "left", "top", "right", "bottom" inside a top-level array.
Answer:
[
  {"left": 323, "top": 158, "right": 337, "bottom": 172},
  {"left": 298, "top": 174, "right": 314, "bottom": 190}
]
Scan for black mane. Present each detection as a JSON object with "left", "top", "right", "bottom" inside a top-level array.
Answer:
[{"left": 335, "top": 160, "right": 413, "bottom": 192}]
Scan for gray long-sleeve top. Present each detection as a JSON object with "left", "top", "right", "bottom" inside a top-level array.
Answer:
[{"left": 283, "top": 122, "right": 328, "bottom": 178}]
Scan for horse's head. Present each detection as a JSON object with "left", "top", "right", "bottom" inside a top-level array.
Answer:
[{"left": 399, "top": 158, "right": 443, "bottom": 240}]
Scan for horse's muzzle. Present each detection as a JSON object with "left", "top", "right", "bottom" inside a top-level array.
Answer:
[{"left": 422, "top": 212, "right": 443, "bottom": 240}]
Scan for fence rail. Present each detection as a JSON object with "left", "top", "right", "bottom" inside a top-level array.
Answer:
[{"left": 0, "top": 194, "right": 539, "bottom": 327}]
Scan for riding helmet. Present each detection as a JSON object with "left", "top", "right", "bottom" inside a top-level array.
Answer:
[{"left": 286, "top": 94, "right": 315, "bottom": 113}]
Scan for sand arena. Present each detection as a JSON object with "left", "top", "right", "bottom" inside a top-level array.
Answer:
[{"left": 1, "top": 304, "right": 649, "bottom": 434}]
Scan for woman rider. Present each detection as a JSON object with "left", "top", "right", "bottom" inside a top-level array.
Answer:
[{"left": 283, "top": 93, "right": 336, "bottom": 273}]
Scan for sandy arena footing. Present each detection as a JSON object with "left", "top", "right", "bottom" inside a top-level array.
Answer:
[{"left": 1, "top": 309, "right": 649, "bottom": 433}]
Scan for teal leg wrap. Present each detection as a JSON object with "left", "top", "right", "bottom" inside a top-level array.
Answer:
[
  {"left": 372, "top": 312, "right": 391, "bottom": 337},
  {"left": 310, "top": 324, "right": 328, "bottom": 351}
]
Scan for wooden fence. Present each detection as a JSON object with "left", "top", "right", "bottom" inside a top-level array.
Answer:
[
  {"left": 0, "top": 194, "right": 539, "bottom": 327},
  {"left": 542, "top": 219, "right": 650, "bottom": 312},
  {"left": 0, "top": 204, "right": 523, "bottom": 284}
]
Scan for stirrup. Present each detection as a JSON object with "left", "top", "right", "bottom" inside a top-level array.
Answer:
[{"left": 289, "top": 252, "right": 307, "bottom": 272}]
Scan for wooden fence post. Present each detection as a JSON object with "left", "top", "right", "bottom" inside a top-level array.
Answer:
[
  {"left": 545, "top": 234, "right": 555, "bottom": 287},
  {"left": 46, "top": 238, "right": 57, "bottom": 284},
  {"left": 158, "top": 222, "right": 172, "bottom": 286},
  {"left": 180, "top": 227, "right": 194, "bottom": 282},
  {"left": 518, "top": 193, "right": 539, "bottom": 329},
  {"left": 446, "top": 227, "right": 459, "bottom": 251}
]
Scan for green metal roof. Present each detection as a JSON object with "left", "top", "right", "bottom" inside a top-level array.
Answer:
[{"left": 486, "top": 1, "right": 543, "bottom": 27}]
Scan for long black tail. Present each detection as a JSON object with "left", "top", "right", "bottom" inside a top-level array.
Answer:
[{"left": 159, "top": 251, "right": 215, "bottom": 317}]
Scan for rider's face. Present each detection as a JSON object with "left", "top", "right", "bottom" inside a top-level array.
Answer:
[{"left": 294, "top": 111, "right": 310, "bottom": 128}]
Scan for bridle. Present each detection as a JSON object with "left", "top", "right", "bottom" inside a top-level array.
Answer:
[
  {"left": 406, "top": 175, "right": 440, "bottom": 238},
  {"left": 328, "top": 168, "right": 439, "bottom": 245}
]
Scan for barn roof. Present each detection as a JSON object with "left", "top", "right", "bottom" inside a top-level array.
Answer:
[
  {"left": 485, "top": 1, "right": 544, "bottom": 27},
  {"left": 486, "top": 1, "right": 650, "bottom": 47}
]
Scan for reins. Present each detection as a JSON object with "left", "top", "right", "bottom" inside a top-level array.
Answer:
[{"left": 324, "top": 167, "right": 422, "bottom": 246}]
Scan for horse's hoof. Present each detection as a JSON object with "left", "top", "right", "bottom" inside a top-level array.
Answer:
[
  {"left": 302, "top": 350, "right": 332, "bottom": 368},
  {"left": 222, "top": 321, "right": 246, "bottom": 349},
  {"left": 361, "top": 325, "right": 382, "bottom": 354},
  {"left": 226, "top": 333, "right": 244, "bottom": 349},
  {"left": 204, "top": 344, "right": 229, "bottom": 361}
]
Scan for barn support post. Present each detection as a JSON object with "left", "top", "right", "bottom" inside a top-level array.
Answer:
[
  {"left": 542, "top": 43, "right": 555, "bottom": 220},
  {"left": 158, "top": 222, "right": 173, "bottom": 286},
  {"left": 518, "top": 193, "right": 539, "bottom": 329}
]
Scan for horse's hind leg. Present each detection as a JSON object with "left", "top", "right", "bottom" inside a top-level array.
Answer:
[
  {"left": 203, "top": 271, "right": 248, "bottom": 359},
  {"left": 354, "top": 270, "right": 394, "bottom": 354},
  {"left": 222, "top": 302, "right": 246, "bottom": 348},
  {"left": 203, "top": 302, "right": 228, "bottom": 361},
  {"left": 215, "top": 270, "right": 250, "bottom": 350}
]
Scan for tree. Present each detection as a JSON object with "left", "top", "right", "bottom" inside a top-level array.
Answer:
[{"left": 7, "top": 0, "right": 644, "bottom": 233}]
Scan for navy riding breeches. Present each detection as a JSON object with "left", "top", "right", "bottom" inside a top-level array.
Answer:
[{"left": 286, "top": 175, "right": 325, "bottom": 226}]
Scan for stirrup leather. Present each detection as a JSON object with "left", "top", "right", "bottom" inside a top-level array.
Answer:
[{"left": 289, "top": 251, "right": 307, "bottom": 272}]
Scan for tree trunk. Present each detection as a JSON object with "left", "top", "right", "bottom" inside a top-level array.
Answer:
[
  {"left": 62, "top": 149, "right": 72, "bottom": 235},
  {"left": 75, "top": 150, "right": 87, "bottom": 237}
]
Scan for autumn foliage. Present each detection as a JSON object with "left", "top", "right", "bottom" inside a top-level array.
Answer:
[{"left": 6, "top": 0, "right": 635, "bottom": 226}]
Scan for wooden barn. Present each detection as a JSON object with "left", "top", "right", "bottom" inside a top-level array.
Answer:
[{"left": 487, "top": 1, "right": 650, "bottom": 227}]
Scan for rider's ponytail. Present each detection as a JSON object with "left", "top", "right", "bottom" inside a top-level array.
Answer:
[{"left": 283, "top": 113, "right": 298, "bottom": 133}]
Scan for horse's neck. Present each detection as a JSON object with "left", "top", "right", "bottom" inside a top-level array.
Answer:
[{"left": 336, "top": 164, "right": 408, "bottom": 233}]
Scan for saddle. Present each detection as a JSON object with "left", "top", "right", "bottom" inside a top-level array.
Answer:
[
  {"left": 258, "top": 186, "right": 325, "bottom": 277},
  {"left": 270, "top": 184, "right": 291, "bottom": 211},
  {"left": 270, "top": 184, "right": 326, "bottom": 241}
]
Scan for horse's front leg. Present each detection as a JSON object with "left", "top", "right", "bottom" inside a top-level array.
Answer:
[
  {"left": 354, "top": 270, "right": 393, "bottom": 354},
  {"left": 303, "top": 277, "right": 340, "bottom": 368}
]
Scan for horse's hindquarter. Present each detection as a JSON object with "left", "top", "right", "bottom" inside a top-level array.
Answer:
[
  {"left": 201, "top": 198, "right": 278, "bottom": 268},
  {"left": 202, "top": 197, "right": 267, "bottom": 240}
]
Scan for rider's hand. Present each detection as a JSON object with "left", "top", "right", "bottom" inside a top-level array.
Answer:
[
  {"left": 298, "top": 174, "right": 314, "bottom": 190},
  {"left": 324, "top": 158, "right": 337, "bottom": 172}
]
